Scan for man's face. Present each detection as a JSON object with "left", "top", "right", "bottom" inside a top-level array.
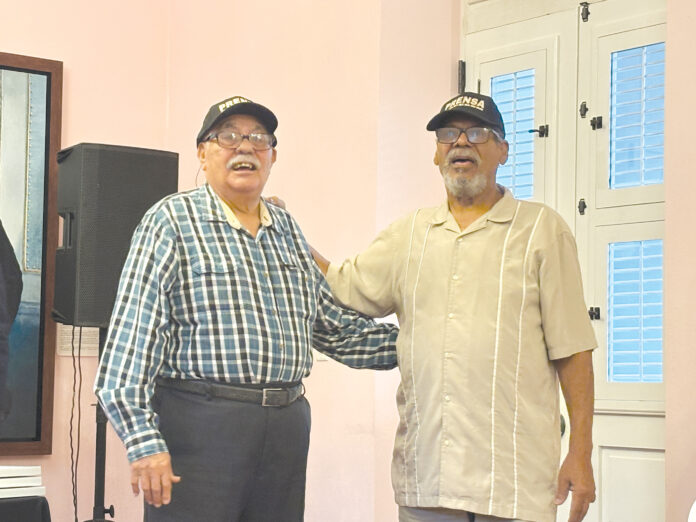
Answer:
[
  {"left": 197, "top": 113, "right": 277, "bottom": 203},
  {"left": 433, "top": 116, "right": 508, "bottom": 200}
]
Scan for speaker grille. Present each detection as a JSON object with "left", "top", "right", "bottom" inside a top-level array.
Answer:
[{"left": 54, "top": 143, "right": 178, "bottom": 327}]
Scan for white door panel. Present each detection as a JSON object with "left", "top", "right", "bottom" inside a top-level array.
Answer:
[
  {"left": 592, "top": 414, "right": 665, "bottom": 522},
  {"left": 578, "top": 2, "right": 665, "bottom": 521}
]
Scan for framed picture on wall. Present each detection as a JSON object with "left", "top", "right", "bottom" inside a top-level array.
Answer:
[{"left": 0, "top": 51, "right": 62, "bottom": 454}]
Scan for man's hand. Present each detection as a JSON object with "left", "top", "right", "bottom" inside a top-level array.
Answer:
[
  {"left": 554, "top": 451, "right": 595, "bottom": 522},
  {"left": 265, "top": 195, "right": 332, "bottom": 274},
  {"left": 130, "top": 452, "right": 181, "bottom": 507},
  {"left": 554, "top": 350, "right": 595, "bottom": 522}
]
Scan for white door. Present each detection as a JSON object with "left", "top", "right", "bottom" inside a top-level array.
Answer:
[
  {"left": 576, "top": 1, "right": 666, "bottom": 520},
  {"left": 464, "top": 1, "right": 666, "bottom": 520}
]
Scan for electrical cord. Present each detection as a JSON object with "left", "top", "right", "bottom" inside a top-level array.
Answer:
[{"left": 69, "top": 326, "right": 83, "bottom": 522}]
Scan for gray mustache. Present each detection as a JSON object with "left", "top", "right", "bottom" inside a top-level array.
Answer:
[
  {"left": 226, "top": 155, "right": 260, "bottom": 170},
  {"left": 446, "top": 148, "right": 477, "bottom": 164}
]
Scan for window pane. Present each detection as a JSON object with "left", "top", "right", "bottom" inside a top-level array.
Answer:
[
  {"left": 610, "top": 42, "right": 665, "bottom": 189},
  {"left": 491, "top": 69, "right": 535, "bottom": 200},
  {"left": 607, "top": 239, "right": 663, "bottom": 383}
]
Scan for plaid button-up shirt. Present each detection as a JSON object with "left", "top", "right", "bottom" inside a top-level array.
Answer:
[{"left": 94, "top": 184, "right": 398, "bottom": 461}]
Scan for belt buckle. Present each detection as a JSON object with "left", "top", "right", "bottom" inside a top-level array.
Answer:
[{"left": 262, "top": 388, "right": 285, "bottom": 407}]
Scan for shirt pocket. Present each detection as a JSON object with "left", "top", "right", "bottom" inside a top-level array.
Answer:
[
  {"left": 190, "top": 255, "right": 236, "bottom": 276},
  {"left": 187, "top": 255, "right": 248, "bottom": 312},
  {"left": 275, "top": 251, "right": 317, "bottom": 322}
]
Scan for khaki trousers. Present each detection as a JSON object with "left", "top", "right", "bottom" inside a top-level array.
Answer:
[{"left": 399, "top": 506, "right": 528, "bottom": 522}]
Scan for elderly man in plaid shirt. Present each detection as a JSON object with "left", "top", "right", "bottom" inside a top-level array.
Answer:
[{"left": 94, "top": 96, "right": 398, "bottom": 522}]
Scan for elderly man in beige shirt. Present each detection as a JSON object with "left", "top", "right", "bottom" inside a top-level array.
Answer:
[{"left": 308, "top": 93, "right": 597, "bottom": 522}]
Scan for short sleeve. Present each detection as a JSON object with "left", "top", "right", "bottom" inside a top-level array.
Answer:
[{"left": 539, "top": 230, "right": 598, "bottom": 360}]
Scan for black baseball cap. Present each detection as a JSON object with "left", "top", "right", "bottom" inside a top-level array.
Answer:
[
  {"left": 426, "top": 92, "right": 505, "bottom": 138},
  {"left": 196, "top": 96, "right": 278, "bottom": 145}
]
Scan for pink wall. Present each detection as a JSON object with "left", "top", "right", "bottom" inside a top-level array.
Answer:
[
  {"left": 0, "top": 0, "right": 457, "bottom": 520},
  {"left": 1, "top": 1, "right": 169, "bottom": 521},
  {"left": 665, "top": 1, "right": 696, "bottom": 520}
]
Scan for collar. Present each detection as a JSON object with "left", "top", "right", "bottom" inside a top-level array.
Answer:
[
  {"left": 428, "top": 185, "right": 517, "bottom": 227},
  {"left": 485, "top": 187, "right": 517, "bottom": 223},
  {"left": 198, "top": 184, "right": 275, "bottom": 230}
]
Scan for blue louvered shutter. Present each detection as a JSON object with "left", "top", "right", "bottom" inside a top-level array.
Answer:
[
  {"left": 610, "top": 42, "right": 665, "bottom": 189},
  {"left": 491, "top": 69, "right": 535, "bottom": 199},
  {"left": 607, "top": 239, "right": 663, "bottom": 383}
]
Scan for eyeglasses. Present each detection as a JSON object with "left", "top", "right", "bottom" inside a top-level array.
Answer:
[
  {"left": 435, "top": 126, "right": 502, "bottom": 145},
  {"left": 206, "top": 130, "right": 277, "bottom": 150}
]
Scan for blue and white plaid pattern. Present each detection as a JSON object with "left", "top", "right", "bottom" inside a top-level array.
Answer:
[{"left": 95, "top": 184, "right": 398, "bottom": 461}]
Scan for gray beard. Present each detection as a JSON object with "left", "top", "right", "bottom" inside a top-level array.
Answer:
[{"left": 442, "top": 167, "right": 489, "bottom": 200}]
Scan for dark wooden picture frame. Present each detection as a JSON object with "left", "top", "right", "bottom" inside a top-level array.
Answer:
[{"left": 0, "top": 52, "right": 62, "bottom": 454}]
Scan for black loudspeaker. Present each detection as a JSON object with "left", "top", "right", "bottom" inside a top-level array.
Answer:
[{"left": 53, "top": 143, "right": 178, "bottom": 328}]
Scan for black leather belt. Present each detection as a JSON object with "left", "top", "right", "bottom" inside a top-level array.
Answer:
[{"left": 156, "top": 378, "right": 304, "bottom": 407}]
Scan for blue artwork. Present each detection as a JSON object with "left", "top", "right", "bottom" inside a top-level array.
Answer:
[
  {"left": 25, "top": 75, "right": 47, "bottom": 272},
  {"left": 2, "top": 303, "right": 40, "bottom": 437},
  {"left": 0, "top": 69, "right": 46, "bottom": 439}
]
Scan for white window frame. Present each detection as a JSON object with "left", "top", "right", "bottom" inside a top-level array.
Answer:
[
  {"left": 464, "top": 10, "right": 578, "bottom": 225},
  {"left": 590, "top": 18, "right": 667, "bottom": 209},
  {"left": 479, "top": 47, "right": 547, "bottom": 203},
  {"left": 591, "top": 220, "right": 665, "bottom": 409}
]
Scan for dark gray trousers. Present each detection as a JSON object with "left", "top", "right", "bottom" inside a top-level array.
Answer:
[{"left": 144, "top": 384, "right": 311, "bottom": 522}]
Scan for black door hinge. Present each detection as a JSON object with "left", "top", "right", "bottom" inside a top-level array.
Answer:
[
  {"left": 580, "top": 2, "right": 590, "bottom": 22},
  {"left": 458, "top": 60, "right": 466, "bottom": 95},
  {"left": 579, "top": 101, "right": 588, "bottom": 118},
  {"left": 590, "top": 116, "right": 603, "bottom": 130},
  {"left": 578, "top": 198, "right": 587, "bottom": 215},
  {"left": 528, "top": 124, "right": 549, "bottom": 138},
  {"left": 588, "top": 307, "right": 601, "bottom": 320}
]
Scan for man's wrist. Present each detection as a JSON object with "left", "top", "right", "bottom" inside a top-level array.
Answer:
[
  {"left": 126, "top": 436, "right": 169, "bottom": 463},
  {"left": 567, "top": 441, "right": 593, "bottom": 461}
]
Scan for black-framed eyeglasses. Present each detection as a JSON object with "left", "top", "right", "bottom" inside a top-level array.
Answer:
[
  {"left": 435, "top": 126, "right": 503, "bottom": 145},
  {"left": 206, "top": 130, "right": 277, "bottom": 150}
]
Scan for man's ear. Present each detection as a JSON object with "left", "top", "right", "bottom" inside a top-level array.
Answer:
[
  {"left": 499, "top": 140, "right": 509, "bottom": 166},
  {"left": 197, "top": 143, "right": 207, "bottom": 170},
  {"left": 271, "top": 148, "right": 277, "bottom": 165},
  {"left": 433, "top": 149, "right": 441, "bottom": 166}
]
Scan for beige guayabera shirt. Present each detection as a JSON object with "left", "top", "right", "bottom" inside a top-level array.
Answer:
[{"left": 326, "top": 190, "right": 597, "bottom": 522}]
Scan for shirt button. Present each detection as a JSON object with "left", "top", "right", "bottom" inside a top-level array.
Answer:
[
  {"left": 452, "top": 274, "right": 459, "bottom": 280},
  {"left": 264, "top": 272, "right": 270, "bottom": 278},
  {"left": 444, "top": 395, "right": 450, "bottom": 402},
  {"left": 444, "top": 440, "right": 450, "bottom": 447},
  {"left": 447, "top": 313, "right": 454, "bottom": 319}
]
